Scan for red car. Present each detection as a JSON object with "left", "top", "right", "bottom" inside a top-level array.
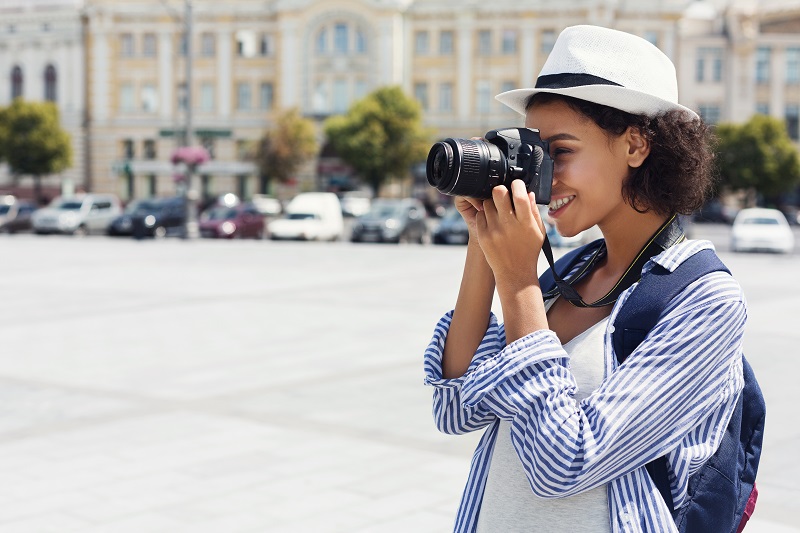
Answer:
[{"left": 199, "top": 203, "right": 265, "bottom": 239}]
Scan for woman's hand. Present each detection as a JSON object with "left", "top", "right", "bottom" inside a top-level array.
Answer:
[
  {"left": 454, "top": 196, "right": 485, "bottom": 239},
  {"left": 476, "top": 179, "right": 547, "bottom": 288}
]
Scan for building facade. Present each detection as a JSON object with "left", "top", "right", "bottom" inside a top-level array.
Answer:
[{"left": 1, "top": 0, "right": 799, "bottom": 201}]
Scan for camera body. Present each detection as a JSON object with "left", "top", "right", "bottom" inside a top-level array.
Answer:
[{"left": 425, "top": 127, "right": 553, "bottom": 204}]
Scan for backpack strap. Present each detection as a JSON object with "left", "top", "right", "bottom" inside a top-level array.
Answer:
[{"left": 612, "top": 248, "right": 730, "bottom": 513}]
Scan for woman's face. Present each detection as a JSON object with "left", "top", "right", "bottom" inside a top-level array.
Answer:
[{"left": 525, "top": 99, "right": 639, "bottom": 238}]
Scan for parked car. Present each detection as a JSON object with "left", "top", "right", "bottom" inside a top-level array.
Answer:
[
  {"left": 130, "top": 196, "right": 187, "bottom": 239},
  {"left": 107, "top": 199, "right": 149, "bottom": 236},
  {"left": 731, "top": 207, "right": 795, "bottom": 253},
  {"left": 32, "top": 193, "right": 122, "bottom": 235},
  {"left": 340, "top": 192, "right": 371, "bottom": 217},
  {"left": 250, "top": 194, "right": 283, "bottom": 216},
  {"left": 350, "top": 198, "right": 428, "bottom": 244},
  {"left": 432, "top": 207, "right": 469, "bottom": 245},
  {"left": 269, "top": 192, "right": 344, "bottom": 241},
  {"left": 0, "top": 196, "right": 37, "bottom": 233},
  {"left": 693, "top": 199, "right": 738, "bottom": 224},
  {"left": 200, "top": 203, "right": 265, "bottom": 239}
]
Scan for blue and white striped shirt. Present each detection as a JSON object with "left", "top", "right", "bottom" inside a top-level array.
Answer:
[{"left": 424, "top": 240, "right": 746, "bottom": 533}]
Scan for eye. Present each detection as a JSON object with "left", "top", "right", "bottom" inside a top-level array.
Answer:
[{"left": 551, "top": 147, "right": 571, "bottom": 158}]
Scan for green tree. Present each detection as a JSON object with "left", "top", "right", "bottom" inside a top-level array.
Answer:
[
  {"left": 0, "top": 99, "right": 72, "bottom": 201},
  {"left": 715, "top": 115, "right": 800, "bottom": 204},
  {"left": 323, "top": 86, "right": 431, "bottom": 196},
  {"left": 254, "top": 107, "right": 319, "bottom": 194}
]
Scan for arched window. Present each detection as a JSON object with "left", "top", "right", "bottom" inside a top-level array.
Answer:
[
  {"left": 316, "top": 27, "right": 327, "bottom": 54},
  {"left": 44, "top": 64, "right": 57, "bottom": 102},
  {"left": 11, "top": 65, "right": 23, "bottom": 99}
]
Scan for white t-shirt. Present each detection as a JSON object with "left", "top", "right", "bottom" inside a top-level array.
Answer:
[{"left": 476, "top": 314, "right": 612, "bottom": 533}]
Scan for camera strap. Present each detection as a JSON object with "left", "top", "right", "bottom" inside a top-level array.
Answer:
[{"left": 541, "top": 215, "right": 685, "bottom": 308}]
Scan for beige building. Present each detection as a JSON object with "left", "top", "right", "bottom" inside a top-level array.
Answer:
[{"left": 2, "top": 0, "right": 799, "bottom": 201}]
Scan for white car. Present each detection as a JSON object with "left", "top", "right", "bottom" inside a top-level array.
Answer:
[
  {"left": 268, "top": 192, "right": 344, "bottom": 241},
  {"left": 32, "top": 193, "right": 123, "bottom": 236},
  {"left": 731, "top": 207, "right": 795, "bottom": 254}
]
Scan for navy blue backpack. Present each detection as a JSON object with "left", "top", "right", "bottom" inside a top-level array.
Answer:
[{"left": 540, "top": 241, "right": 766, "bottom": 533}]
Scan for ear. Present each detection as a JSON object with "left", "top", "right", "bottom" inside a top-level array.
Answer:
[{"left": 625, "top": 127, "right": 650, "bottom": 168}]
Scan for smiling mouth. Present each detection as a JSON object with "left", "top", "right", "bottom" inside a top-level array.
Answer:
[{"left": 548, "top": 196, "right": 575, "bottom": 213}]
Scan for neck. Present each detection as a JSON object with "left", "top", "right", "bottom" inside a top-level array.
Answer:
[{"left": 599, "top": 209, "right": 671, "bottom": 274}]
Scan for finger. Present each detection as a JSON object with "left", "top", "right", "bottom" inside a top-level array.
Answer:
[
  {"left": 482, "top": 196, "right": 498, "bottom": 228},
  {"left": 466, "top": 197, "right": 483, "bottom": 212},
  {"left": 475, "top": 209, "right": 488, "bottom": 236},
  {"left": 530, "top": 192, "right": 547, "bottom": 234},
  {"left": 491, "top": 186, "right": 513, "bottom": 223},
  {"left": 510, "top": 180, "right": 533, "bottom": 224}
]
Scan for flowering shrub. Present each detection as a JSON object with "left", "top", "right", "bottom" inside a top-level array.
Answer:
[{"left": 171, "top": 146, "right": 210, "bottom": 168}]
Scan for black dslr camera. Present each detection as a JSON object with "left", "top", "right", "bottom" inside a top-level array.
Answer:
[{"left": 425, "top": 127, "right": 553, "bottom": 204}]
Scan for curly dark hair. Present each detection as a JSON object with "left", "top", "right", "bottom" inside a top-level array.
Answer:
[{"left": 526, "top": 93, "right": 716, "bottom": 216}]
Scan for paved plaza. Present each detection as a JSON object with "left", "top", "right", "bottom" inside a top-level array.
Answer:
[{"left": 0, "top": 232, "right": 798, "bottom": 532}]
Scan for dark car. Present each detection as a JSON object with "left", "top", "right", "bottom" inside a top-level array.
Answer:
[
  {"left": 0, "top": 197, "right": 37, "bottom": 233},
  {"left": 107, "top": 199, "right": 149, "bottom": 236},
  {"left": 199, "top": 203, "right": 265, "bottom": 239},
  {"left": 432, "top": 207, "right": 469, "bottom": 245},
  {"left": 130, "top": 196, "right": 187, "bottom": 239},
  {"left": 350, "top": 198, "right": 428, "bottom": 244}
]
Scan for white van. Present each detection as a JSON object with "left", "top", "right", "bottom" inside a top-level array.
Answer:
[{"left": 268, "top": 192, "right": 344, "bottom": 241}]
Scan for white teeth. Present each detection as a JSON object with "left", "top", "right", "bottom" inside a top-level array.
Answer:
[{"left": 548, "top": 196, "right": 574, "bottom": 211}]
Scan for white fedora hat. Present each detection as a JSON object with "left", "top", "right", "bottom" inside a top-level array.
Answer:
[{"left": 496, "top": 25, "right": 699, "bottom": 120}]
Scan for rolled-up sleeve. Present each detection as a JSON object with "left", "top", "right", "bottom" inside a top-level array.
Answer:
[{"left": 424, "top": 310, "right": 504, "bottom": 434}]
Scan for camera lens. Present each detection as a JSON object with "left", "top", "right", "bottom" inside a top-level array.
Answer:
[{"left": 426, "top": 138, "right": 505, "bottom": 198}]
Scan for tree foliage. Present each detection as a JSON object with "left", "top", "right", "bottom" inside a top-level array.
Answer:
[
  {"left": 0, "top": 99, "right": 72, "bottom": 177},
  {"left": 323, "top": 86, "right": 431, "bottom": 195},
  {"left": 254, "top": 107, "right": 318, "bottom": 192},
  {"left": 715, "top": 115, "right": 800, "bottom": 200}
]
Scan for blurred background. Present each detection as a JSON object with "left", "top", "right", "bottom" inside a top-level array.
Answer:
[{"left": 1, "top": 0, "right": 800, "bottom": 532}]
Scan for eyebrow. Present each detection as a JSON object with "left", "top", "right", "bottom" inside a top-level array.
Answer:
[{"left": 544, "top": 133, "right": 580, "bottom": 143}]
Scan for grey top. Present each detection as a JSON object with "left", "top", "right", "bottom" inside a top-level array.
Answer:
[{"left": 476, "top": 313, "right": 612, "bottom": 533}]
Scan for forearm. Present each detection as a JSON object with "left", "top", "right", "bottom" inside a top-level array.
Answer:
[
  {"left": 496, "top": 279, "right": 549, "bottom": 344},
  {"left": 442, "top": 240, "right": 496, "bottom": 378}
]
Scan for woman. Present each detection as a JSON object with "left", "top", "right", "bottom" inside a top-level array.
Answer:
[{"left": 424, "top": 25, "right": 746, "bottom": 532}]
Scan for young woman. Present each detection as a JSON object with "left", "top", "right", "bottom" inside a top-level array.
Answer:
[{"left": 424, "top": 25, "right": 746, "bottom": 532}]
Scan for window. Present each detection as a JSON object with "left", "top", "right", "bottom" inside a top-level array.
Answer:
[
  {"left": 755, "top": 47, "right": 770, "bottom": 84},
  {"left": 478, "top": 30, "right": 491, "bottom": 56},
  {"left": 179, "top": 33, "right": 188, "bottom": 56},
  {"left": 415, "top": 31, "right": 429, "bottom": 55},
  {"left": 541, "top": 30, "right": 556, "bottom": 54},
  {"left": 260, "top": 34, "right": 273, "bottom": 56},
  {"left": 236, "top": 30, "right": 257, "bottom": 57},
  {"left": 355, "top": 29, "right": 366, "bottom": 54},
  {"left": 44, "top": 64, "right": 56, "bottom": 102},
  {"left": 696, "top": 47, "right": 723, "bottom": 83},
  {"left": 237, "top": 82, "right": 251, "bottom": 110},
  {"left": 355, "top": 80, "right": 368, "bottom": 100},
  {"left": 476, "top": 80, "right": 491, "bottom": 113},
  {"left": 334, "top": 23, "right": 348, "bottom": 54},
  {"left": 440, "top": 30, "right": 453, "bottom": 55},
  {"left": 501, "top": 30, "right": 517, "bottom": 54},
  {"left": 122, "top": 139, "right": 135, "bottom": 159},
  {"left": 500, "top": 81, "right": 515, "bottom": 112},
  {"left": 143, "top": 139, "right": 157, "bottom": 160},
  {"left": 787, "top": 47, "right": 800, "bottom": 85},
  {"left": 201, "top": 32, "right": 215, "bottom": 57},
  {"left": 756, "top": 102, "right": 769, "bottom": 116},
  {"left": 414, "top": 82, "right": 428, "bottom": 110},
  {"left": 787, "top": 104, "right": 799, "bottom": 141},
  {"left": 11, "top": 65, "right": 22, "bottom": 99},
  {"left": 333, "top": 79, "right": 348, "bottom": 113},
  {"left": 439, "top": 82, "right": 452, "bottom": 112},
  {"left": 200, "top": 136, "right": 215, "bottom": 159},
  {"left": 148, "top": 175, "right": 157, "bottom": 197},
  {"left": 698, "top": 104, "right": 721, "bottom": 125},
  {"left": 259, "top": 82, "right": 274, "bottom": 110},
  {"left": 177, "top": 82, "right": 187, "bottom": 111},
  {"left": 120, "top": 83, "right": 135, "bottom": 112},
  {"left": 200, "top": 83, "right": 215, "bottom": 112},
  {"left": 120, "top": 33, "right": 134, "bottom": 57},
  {"left": 643, "top": 31, "right": 659, "bottom": 47},
  {"left": 142, "top": 33, "right": 157, "bottom": 57},
  {"left": 141, "top": 84, "right": 158, "bottom": 112},
  {"left": 317, "top": 27, "right": 327, "bottom": 54},
  {"left": 313, "top": 81, "right": 328, "bottom": 113}
]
